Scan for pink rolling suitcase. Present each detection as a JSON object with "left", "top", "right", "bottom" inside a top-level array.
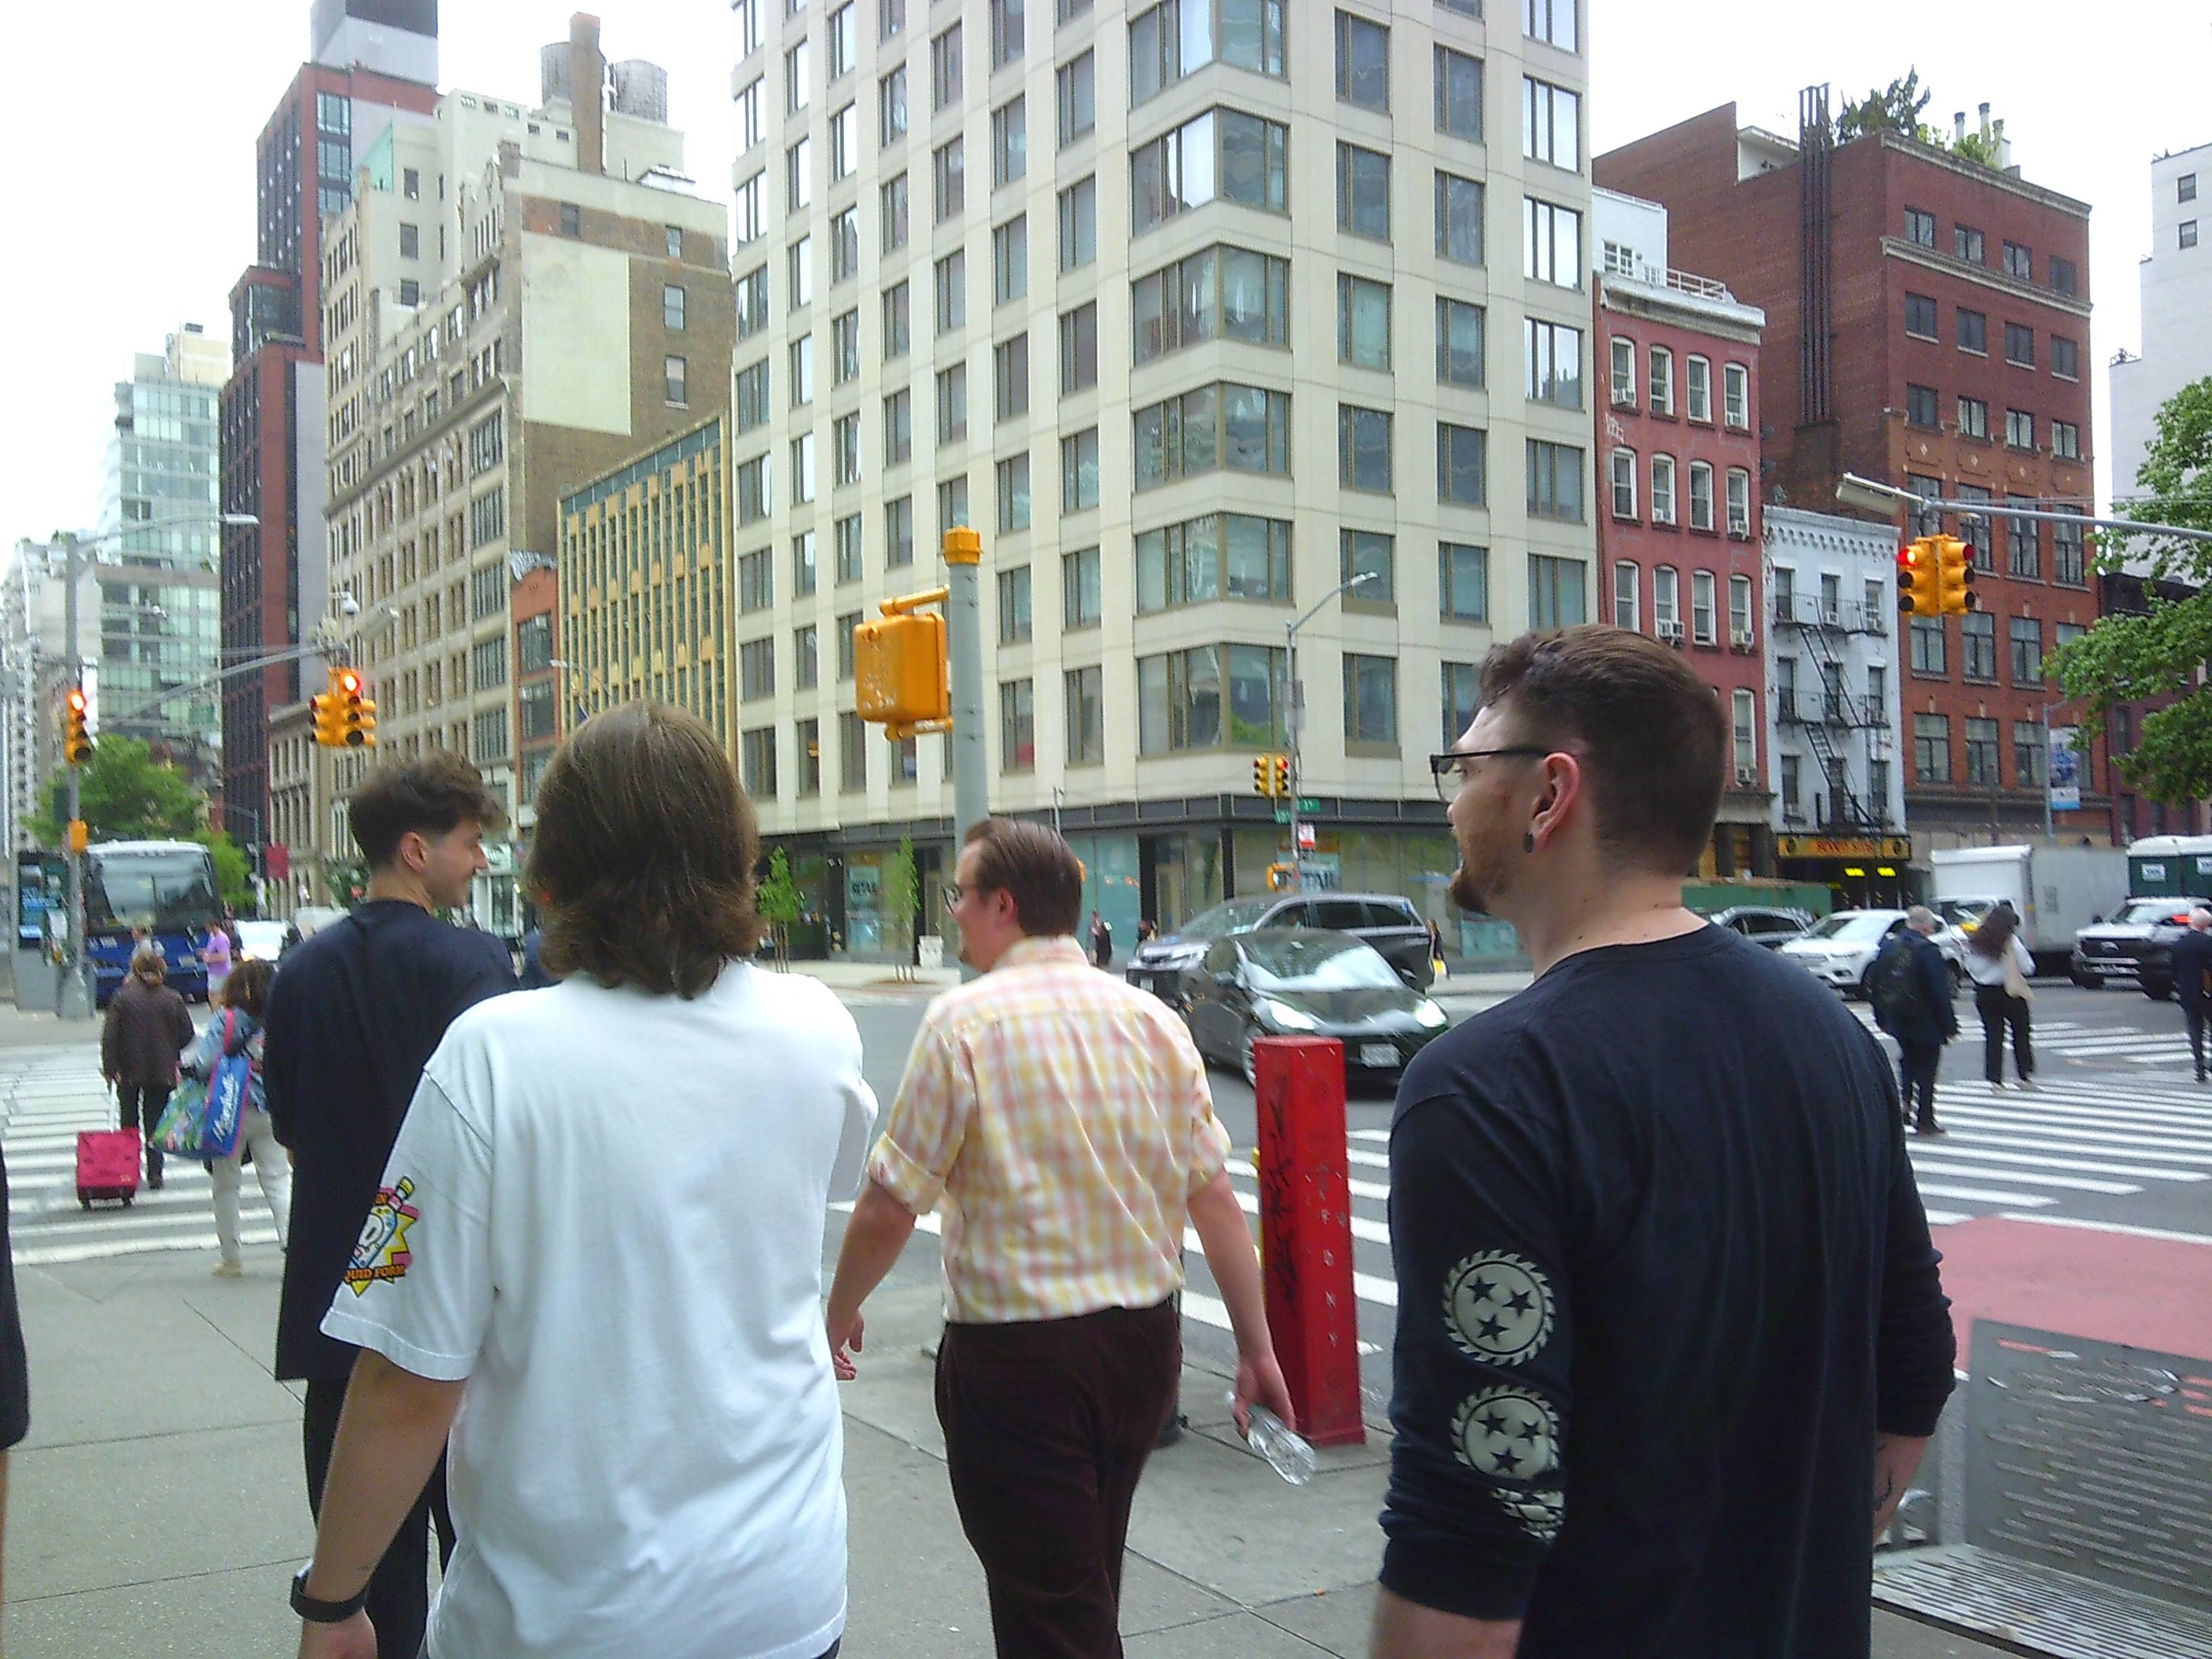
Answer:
[{"left": 76, "top": 1129, "right": 142, "bottom": 1208}]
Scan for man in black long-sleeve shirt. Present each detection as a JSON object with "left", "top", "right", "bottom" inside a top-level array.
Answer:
[{"left": 1380, "top": 628, "right": 1956, "bottom": 1659}]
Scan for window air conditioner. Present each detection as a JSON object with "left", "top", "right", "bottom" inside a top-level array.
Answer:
[
  {"left": 1656, "top": 619, "right": 1685, "bottom": 644},
  {"left": 1729, "top": 628, "right": 1755, "bottom": 651},
  {"left": 1734, "top": 766, "right": 1759, "bottom": 787}
]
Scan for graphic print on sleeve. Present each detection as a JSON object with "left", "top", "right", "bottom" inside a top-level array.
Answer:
[
  {"left": 1443, "top": 1250, "right": 1555, "bottom": 1365},
  {"left": 342, "top": 1176, "right": 419, "bottom": 1296}
]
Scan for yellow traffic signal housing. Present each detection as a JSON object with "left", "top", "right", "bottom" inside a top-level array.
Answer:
[
  {"left": 61, "top": 687, "right": 93, "bottom": 765},
  {"left": 1272, "top": 755, "right": 1291, "bottom": 796},
  {"left": 1253, "top": 755, "right": 1275, "bottom": 797},
  {"left": 854, "top": 609, "right": 949, "bottom": 728},
  {"left": 335, "top": 668, "right": 377, "bottom": 747},
  {"left": 1896, "top": 543, "right": 1939, "bottom": 619},
  {"left": 1935, "top": 535, "right": 1976, "bottom": 614}
]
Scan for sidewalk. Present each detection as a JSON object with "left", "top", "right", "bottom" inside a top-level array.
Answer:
[{"left": 4, "top": 1244, "right": 2013, "bottom": 1656}]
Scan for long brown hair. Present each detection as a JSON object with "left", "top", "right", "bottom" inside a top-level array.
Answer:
[
  {"left": 221, "top": 957, "right": 276, "bottom": 1017},
  {"left": 1969, "top": 905, "right": 2019, "bottom": 960},
  {"left": 525, "top": 702, "right": 765, "bottom": 998}
]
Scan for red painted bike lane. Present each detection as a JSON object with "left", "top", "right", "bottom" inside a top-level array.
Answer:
[{"left": 1931, "top": 1216, "right": 2212, "bottom": 1364}]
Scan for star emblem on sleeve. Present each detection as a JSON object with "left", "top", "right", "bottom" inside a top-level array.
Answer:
[{"left": 1441, "top": 1251, "right": 1556, "bottom": 1366}]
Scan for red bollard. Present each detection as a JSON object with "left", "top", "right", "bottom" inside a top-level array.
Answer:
[{"left": 1252, "top": 1035, "right": 1366, "bottom": 1447}]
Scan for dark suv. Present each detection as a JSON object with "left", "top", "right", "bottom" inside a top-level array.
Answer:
[{"left": 1126, "top": 892, "right": 1435, "bottom": 1001}]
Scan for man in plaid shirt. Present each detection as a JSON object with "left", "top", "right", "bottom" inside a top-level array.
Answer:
[{"left": 827, "top": 817, "right": 1292, "bottom": 1658}]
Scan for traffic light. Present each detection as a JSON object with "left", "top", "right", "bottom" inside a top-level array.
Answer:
[
  {"left": 1272, "top": 755, "right": 1291, "bottom": 796},
  {"left": 310, "top": 673, "right": 346, "bottom": 747},
  {"left": 1253, "top": 755, "right": 1275, "bottom": 797},
  {"left": 1896, "top": 542, "right": 1940, "bottom": 619},
  {"left": 1935, "top": 534, "right": 1977, "bottom": 615},
  {"left": 335, "top": 668, "right": 377, "bottom": 747},
  {"left": 60, "top": 688, "right": 92, "bottom": 765},
  {"left": 853, "top": 609, "right": 949, "bottom": 729}
]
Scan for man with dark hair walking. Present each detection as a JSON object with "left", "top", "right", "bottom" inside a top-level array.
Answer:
[
  {"left": 265, "top": 751, "right": 516, "bottom": 1658},
  {"left": 826, "top": 817, "right": 1292, "bottom": 1658},
  {"left": 1376, "top": 628, "right": 1956, "bottom": 1659},
  {"left": 1871, "top": 907, "right": 1960, "bottom": 1134}
]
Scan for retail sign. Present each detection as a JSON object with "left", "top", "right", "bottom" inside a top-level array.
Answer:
[
  {"left": 2047, "top": 726, "right": 2081, "bottom": 812},
  {"left": 1776, "top": 835, "right": 1912, "bottom": 861}
]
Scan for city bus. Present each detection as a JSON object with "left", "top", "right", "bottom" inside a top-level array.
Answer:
[{"left": 85, "top": 839, "right": 222, "bottom": 1006}]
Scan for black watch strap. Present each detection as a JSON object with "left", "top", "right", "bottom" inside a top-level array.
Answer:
[{"left": 291, "top": 1563, "right": 369, "bottom": 1624}]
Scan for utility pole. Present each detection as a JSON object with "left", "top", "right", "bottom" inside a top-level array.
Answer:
[
  {"left": 1284, "top": 571, "right": 1378, "bottom": 890},
  {"left": 58, "top": 534, "right": 87, "bottom": 1019},
  {"left": 944, "top": 528, "right": 986, "bottom": 975}
]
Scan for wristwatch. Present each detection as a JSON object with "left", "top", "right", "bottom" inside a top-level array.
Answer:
[{"left": 291, "top": 1562, "right": 369, "bottom": 1623}]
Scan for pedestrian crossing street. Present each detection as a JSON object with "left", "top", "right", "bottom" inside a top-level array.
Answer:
[
  {"left": 1852, "top": 1006, "right": 2208, "bottom": 1069},
  {"left": 0, "top": 1045, "right": 280, "bottom": 1267}
]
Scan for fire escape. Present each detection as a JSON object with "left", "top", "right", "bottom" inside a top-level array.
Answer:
[{"left": 1776, "top": 592, "right": 1892, "bottom": 833}]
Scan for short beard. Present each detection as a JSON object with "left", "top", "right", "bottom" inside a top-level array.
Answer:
[{"left": 1450, "top": 834, "right": 1510, "bottom": 918}]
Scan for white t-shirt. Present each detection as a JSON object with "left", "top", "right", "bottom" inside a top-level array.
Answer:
[{"left": 323, "top": 964, "right": 878, "bottom": 1659}]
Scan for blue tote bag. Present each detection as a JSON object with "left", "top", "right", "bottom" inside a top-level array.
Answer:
[{"left": 199, "top": 1010, "right": 249, "bottom": 1160}]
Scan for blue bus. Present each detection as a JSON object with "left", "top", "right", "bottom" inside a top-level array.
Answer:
[{"left": 86, "top": 840, "right": 222, "bottom": 1006}]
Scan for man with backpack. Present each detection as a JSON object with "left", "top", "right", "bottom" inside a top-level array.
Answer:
[{"left": 1870, "top": 907, "right": 1957, "bottom": 1136}]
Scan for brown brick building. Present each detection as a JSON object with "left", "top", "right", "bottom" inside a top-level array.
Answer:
[{"left": 1597, "top": 100, "right": 2108, "bottom": 851}]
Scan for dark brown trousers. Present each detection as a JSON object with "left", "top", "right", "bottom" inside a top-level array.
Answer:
[{"left": 935, "top": 1299, "right": 1181, "bottom": 1659}]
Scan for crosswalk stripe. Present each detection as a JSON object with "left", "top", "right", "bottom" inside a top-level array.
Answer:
[
  {"left": 1905, "top": 1159, "right": 2138, "bottom": 1195},
  {"left": 1898, "top": 1143, "right": 2203, "bottom": 1181},
  {"left": 1911, "top": 1181, "right": 2055, "bottom": 1207}
]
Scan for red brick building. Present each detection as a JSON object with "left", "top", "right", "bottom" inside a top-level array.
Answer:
[
  {"left": 1596, "top": 98, "right": 2108, "bottom": 853},
  {"left": 218, "top": 5, "right": 440, "bottom": 853},
  {"left": 1593, "top": 189, "right": 1772, "bottom": 874}
]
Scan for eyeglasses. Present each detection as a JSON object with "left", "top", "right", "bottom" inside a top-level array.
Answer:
[
  {"left": 1428, "top": 747, "right": 1552, "bottom": 802},
  {"left": 941, "top": 883, "right": 965, "bottom": 912}
]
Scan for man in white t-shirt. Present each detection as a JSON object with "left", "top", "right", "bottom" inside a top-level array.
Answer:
[{"left": 290, "top": 705, "right": 876, "bottom": 1659}]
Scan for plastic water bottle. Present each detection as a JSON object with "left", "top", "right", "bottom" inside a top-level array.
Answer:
[{"left": 1227, "top": 1391, "right": 1316, "bottom": 1485}]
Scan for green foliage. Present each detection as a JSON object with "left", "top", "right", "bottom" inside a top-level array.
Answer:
[
  {"left": 757, "top": 847, "right": 802, "bottom": 967},
  {"left": 880, "top": 836, "right": 920, "bottom": 977},
  {"left": 2047, "top": 375, "right": 2212, "bottom": 804},
  {"left": 1835, "top": 70, "right": 1933, "bottom": 144},
  {"left": 323, "top": 853, "right": 369, "bottom": 905},
  {"left": 28, "top": 736, "right": 201, "bottom": 846},
  {"left": 191, "top": 830, "right": 254, "bottom": 911}
]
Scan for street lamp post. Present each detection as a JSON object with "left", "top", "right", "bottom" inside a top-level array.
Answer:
[
  {"left": 1284, "top": 570, "right": 1380, "bottom": 890},
  {"left": 49, "top": 510, "right": 255, "bottom": 1018}
]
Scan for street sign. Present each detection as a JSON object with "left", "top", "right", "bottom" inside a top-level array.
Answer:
[
  {"left": 1273, "top": 809, "right": 1292, "bottom": 824},
  {"left": 1297, "top": 797, "right": 1319, "bottom": 811},
  {"left": 1296, "top": 823, "right": 1316, "bottom": 851}
]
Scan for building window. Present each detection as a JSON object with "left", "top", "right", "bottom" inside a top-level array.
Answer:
[
  {"left": 994, "top": 333, "right": 1030, "bottom": 419},
  {"left": 2002, "top": 240, "right": 2032, "bottom": 280},
  {"left": 1904, "top": 292, "right": 1937, "bottom": 338},
  {"left": 1343, "top": 654, "right": 1397, "bottom": 746},
  {"left": 1954, "top": 224, "right": 1985, "bottom": 265},
  {"left": 1956, "top": 396, "right": 1989, "bottom": 441},
  {"left": 1433, "top": 546, "right": 1486, "bottom": 623},
  {"left": 1907, "top": 614, "right": 1944, "bottom": 675},
  {"left": 886, "top": 495, "right": 914, "bottom": 567},
  {"left": 840, "top": 712, "right": 868, "bottom": 792},
  {"left": 1965, "top": 716, "right": 2001, "bottom": 786},
  {"left": 2004, "top": 322, "right": 2034, "bottom": 367},
  {"left": 1528, "top": 554, "right": 1586, "bottom": 628},
  {"left": 1340, "top": 529, "right": 1395, "bottom": 604},
  {"left": 1653, "top": 565, "right": 1679, "bottom": 631},
  {"left": 2183, "top": 173, "right": 2200, "bottom": 204},
  {"left": 935, "top": 249, "right": 966, "bottom": 332},
  {"left": 1129, "top": 0, "right": 1288, "bottom": 104},
  {"left": 786, "top": 136, "right": 813, "bottom": 213},
  {"left": 1732, "top": 689, "right": 1757, "bottom": 777},
  {"left": 994, "top": 678, "right": 1036, "bottom": 773},
  {"left": 1521, "top": 75, "right": 1578, "bottom": 167},
  {"left": 1685, "top": 354, "right": 1712, "bottom": 422},
  {"left": 2004, "top": 408, "right": 2034, "bottom": 450},
  {"left": 1061, "top": 426, "right": 1100, "bottom": 510},
  {"left": 1437, "top": 424, "right": 1487, "bottom": 506},
  {"left": 1903, "top": 206, "right": 1935, "bottom": 247},
  {"left": 1336, "top": 143, "right": 1392, "bottom": 241},
  {"left": 2052, "top": 335, "right": 2080, "bottom": 380},
  {"left": 789, "top": 335, "right": 815, "bottom": 407},
  {"left": 2050, "top": 255, "right": 2077, "bottom": 295},
  {"left": 2040, "top": 417, "right": 2076, "bottom": 461},
  {"left": 1960, "top": 609, "right": 1996, "bottom": 680},
  {"left": 1057, "top": 50, "right": 1095, "bottom": 146},
  {"left": 1132, "top": 108, "right": 1290, "bottom": 234},
  {"left": 1335, "top": 11, "right": 1390, "bottom": 110},
  {"left": 791, "top": 432, "right": 817, "bottom": 503},
  {"left": 998, "top": 565, "right": 1033, "bottom": 642},
  {"left": 938, "top": 474, "right": 970, "bottom": 537},
  {"left": 740, "top": 547, "right": 774, "bottom": 613},
  {"left": 559, "top": 201, "right": 581, "bottom": 237},
  {"left": 1063, "top": 544, "right": 1101, "bottom": 628},
  {"left": 2010, "top": 615, "right": 2044, "bottom": 684},
  {"left": 1729, "top": 573, "right": 1753, "bottom": 640},
  {"left": 1059, "top": 302, "right": 1099, "bottom": 392},
  {"left": 1338, "top": 404, "right": 1393, "bottom": 493},
  {"left": 792, "top": 527, "right": 821, "bottom": 597},
  {"left": 829, "top": 514, "right": 861, "bottom": 585},
  {"left": 881, "top": 173, "right": 911, "bottom": 253},
  {"left": 936, "top": 363, "right": 968, "bottom": 442},
  {"left": 1338, "top": 274, "right": 1392, "bottom": 370},
  {"left": 2184, "top": 220, "right": 2201, "bottom": 250},
  {"left": 882, "top": 282, "right": 912, "bottom": 361},
  {"left": 736, "top": 454, "right": 773, "bottom": 525},
  {"left": 1135, "top": 514, "right": 1293, "bottom": 611},
  {"left": 1725, "top": 468, "right": 1751, "bottom": 536},
  {"left": 934, "top": 136, "right": 966, "bottom": 222},
  {"left": 992, "top": 216, "right": 1028, "bottom": 304},
  {"left": 1905, "top": 383, "right": 1938, "bottom": 428},
  {"left": 740, "top": 726, "right": 779, "bottom": 800},
  {"left": 1686, "top": 459, "right": 1714, "bottom": 531},
  {"left": 1135, "top": 382, "right": 1293, "bottom": 489},
  {"left": 1065, "top": 665, "right": 1104, "bottom": 763},
  {"left": 834, "top": 413, "right": 861, "bottom": 486},
  {"left": 1133, "top": 245, "right": 1292, "bottom": 361},
  {"left": 1138, "top": 644, "right": 1280, "bottom": 754},
  {"left": 1523, "top": 197, "right": 1582, "bottom": 288},
  {"left": 1957, "top": 307, "right": 1986, "bottom": 354},
  {"left": 880, "top": 65, "right": 909, "bottom": 144},
  {"left": 739, "top": 637, "right": 776, "bottom": 702},
  {"left": 996, "top": 454, "right": 1031, "bottom": 531},
  {"left": 2014, "top": 720, "right": 2047, "bottom": 787},
  {"left": 1610, "top": 448, "right": 1637, "bottom": 519},
  {"left": 1433, "top": 46, "right": 1486, "bottom": 142},
  {"left": 2007, "top": 498, "right": 2040, "bottom": 577},
  {"left": 737, "top": 265, "right": 769, "bottom": 337},
  {"left": 1442, "top": 659, "right": 1480, "bottom": 745},
  {"left": 788, "top": 236, "right": 814, "bottom": 308},
  {"left": 1689, "top": 569, "right": 1717, "bottom": 644},
  {"left": 1437, "top": 298, "right": 1485, "bottom": 386},
  {"left": 1525, "top": 441, "right": 1584, "bottom": 523},
  {"left": 1914, "top": 713, "right": 1950, "bottom": 783},
  {"left": 827, "top": 208, "right": 858, "bottom": 283},
  {"left": 990, "top": 0, "right": 1025, "bottom": 68},
  {"left": 1611, "top": 560, "right": 1639, "bottom": 629},
  {"left": 1646, "top": 344, "right": 1674, "bottom": 415},
  {"left": 1607, "top": 335, "right": 1635, "bottom": 407},
  {"left": 1058, "top": 176, "right": 1097, "bottom": 270},
  {"left": 1524, "top": 319, "right": 1582, "bottom": 407},
  {"left": 991, "top": 96, "right": 1028, "bottom": 186},
  {"left": 932, "top": 22, "right": 963, "bottom": 109},
  {"left": 829, "top": 309, "right": 861, "bottom": 386},
  {"left": 1522, "top": 0, "right": 1577, "bottom": 49},
  {"left": 830, "top": 102, "right": 859, "bottom": 182},
  {"left": 1650, "top": 453, "right": 1677, "bottom": 525},
  {"left": 1434, "top": 171, "right": 1484, "bottom": 266},
  {"left": 883, "top": 388, "right": 913, "bottom": 464}
]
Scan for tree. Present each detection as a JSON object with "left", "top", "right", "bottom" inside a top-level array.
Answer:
[
  {"left": 757, "top": 847, "right": 802, "bottom": 969},
  {"left": 192, "top": 829, "right": 253, "bottom": 912},
  {"left": 2047, "top": 375, "right": 2212, "bottom": 804},
  {"left": 880, "top": 836, "right": 920, "bottom": 981},
  {"left": 28, "top": 735, "right": 200, "bottom": 847},
  {"left": 1835, "top": 70, "right": 1933, "bottom": 144}
]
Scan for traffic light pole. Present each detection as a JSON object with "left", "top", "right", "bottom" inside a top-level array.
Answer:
[
  {"left": 58, "top": 534, "right": 88, "bottom": 1020},
  {"left": 945, "top": 529, "right": 986, "bottom": 980},
  {"left": 1282, "top": 571, "right": 1378, "bottom": 890}
]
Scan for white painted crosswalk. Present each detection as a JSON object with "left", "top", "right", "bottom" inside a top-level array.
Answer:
[
  {"left": 1853, "top": 1007, "right": 2207, "bottom": 1069},
  {"left": 0, "top": 1044, "right": 280, "bottom": 1267}
]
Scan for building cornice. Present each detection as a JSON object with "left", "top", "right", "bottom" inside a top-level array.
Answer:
[
  {"left": 1880, "top": 238, "right": 2093, "bottom": 320},
  {"left": 1875, "top": 129, "right": 2093, "bottom": 220}
]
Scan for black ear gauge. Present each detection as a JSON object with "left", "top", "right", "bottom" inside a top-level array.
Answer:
[{"left": 1523, "top": 832, "right": 1535, "bottom": 854}]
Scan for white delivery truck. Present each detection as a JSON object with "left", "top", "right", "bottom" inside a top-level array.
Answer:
[{"left": 1929, "top": 844, "right": 2132, "bottom": 977}]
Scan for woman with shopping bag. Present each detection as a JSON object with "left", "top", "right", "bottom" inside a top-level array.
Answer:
[
  {"left": 181, "top": 958, "right": 290, "bottom": 1277},
  {"left": 1965, "top": 903, "right": 2036, "bottom": 1090}
]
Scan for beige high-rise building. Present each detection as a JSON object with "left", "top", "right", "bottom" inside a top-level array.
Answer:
[
  {"left": 309, "top": 18, "right": 734, "bottom": 928},
  {"left": 726, "top": 0, "right": 1592, "bottom": 960}
]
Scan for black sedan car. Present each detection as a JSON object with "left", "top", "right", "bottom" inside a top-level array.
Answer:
[{"left": 1183, "top": 928, "right": 1452, "bottom": 1087}]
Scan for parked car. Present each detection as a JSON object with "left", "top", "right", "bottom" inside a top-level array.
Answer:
[
  {"left": 1181, "top": 929, "right": 1452, "bottom": 1086},
  {"left": 1778, "top": 909, "right": 1965, "bottom": 999},
  {"left": 1706, "top": 905, "right": 1815, "bottom": 949},
  {"left": 2070, "top": 897, "right": 2198, "bottom": 993},
  {"left": 1125, "top": 891, "right": 1435, "bottom": 1002},
  {"left": 233, "top": 918, "right": 292, "bottom": 964}
]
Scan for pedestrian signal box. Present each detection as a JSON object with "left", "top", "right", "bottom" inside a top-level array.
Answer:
[{"left": 854, "top": 609, "right": 949, "bottom": 731}]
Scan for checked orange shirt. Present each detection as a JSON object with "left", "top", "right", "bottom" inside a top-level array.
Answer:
[{"left": 867, "top": 935, "right": 1232, "bottom": 1324}]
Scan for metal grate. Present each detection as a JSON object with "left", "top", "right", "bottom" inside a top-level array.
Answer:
[{"left": 1875, "top": 1547, "right": 2212, "bottom": 1659}]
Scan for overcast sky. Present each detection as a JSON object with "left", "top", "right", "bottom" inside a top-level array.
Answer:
[{"left": 5, "top": 0, "right": 2205, "bottom": 561}]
